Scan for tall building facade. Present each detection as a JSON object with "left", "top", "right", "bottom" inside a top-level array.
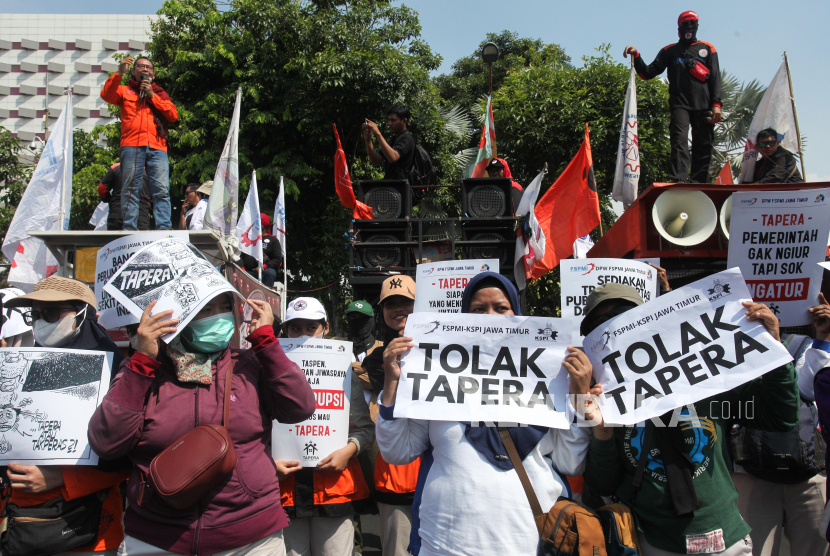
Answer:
[{"left": 0, "top": 13, "right": 156, "bottom": 142}]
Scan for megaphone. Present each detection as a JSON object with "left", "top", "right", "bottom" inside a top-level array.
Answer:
[
  {"left": 719, "top": 195, "right": 733, "bottom": 240},
  {"left": 652, "top": 190, "right": 718, "bottom": 246}
]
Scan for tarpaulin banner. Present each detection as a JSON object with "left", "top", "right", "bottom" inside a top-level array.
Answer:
[
  {"left": 271, "top": 339, "right": 352, "bottom": 467},
  {"left": 225, "top": 263, "right": 283, "bottom": 349},
  {"left": 394, "top": 312, "right": 573, "bottom": 428},
  {"left": 585, "top": 269, "right": 792, "bottom": 425},
  {"left": 727, "top": 188, "right": 830, "bottom": 326},
  {"left": 103, "top": 238, "right": 239, "bottom": 342},
  {"left": 413, "top": 260, "right": 499, "bottom": 314},
  {"left": 560, "top": 259, "right": 657, "bottom": 344}
]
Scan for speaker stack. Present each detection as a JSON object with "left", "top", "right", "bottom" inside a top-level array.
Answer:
[{"left": 459, "top": 177, "right": 517, "bottom": 280}]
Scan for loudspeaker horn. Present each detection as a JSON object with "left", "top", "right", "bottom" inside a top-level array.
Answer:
[
  {"left": 719, "top": 194, "right": 733, "bottom": 240},
  {"left": 652, "top": 190, "right": 718, "bottom": 246}
]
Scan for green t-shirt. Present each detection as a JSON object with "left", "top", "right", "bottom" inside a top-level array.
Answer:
[{"left": 585, "top": 363, "right": 798, "bottom": 553}]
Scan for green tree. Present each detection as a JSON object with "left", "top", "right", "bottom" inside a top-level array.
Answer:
[
  {"left": 0, "top": 128, "right": 34, "bottom": 280},
  {"left": 70, "top": 128, "right": 117, "bottom": 231}
]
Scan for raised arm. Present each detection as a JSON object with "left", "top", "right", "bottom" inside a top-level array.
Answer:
[{"left": 628, "top": 46, "right": 669, "bottom": 81}]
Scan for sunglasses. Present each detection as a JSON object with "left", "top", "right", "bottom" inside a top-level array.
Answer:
[
  {"left": 23, "top": 307, "right": 76, "bottom": 326},
  {"left": 758, "top": 140, "right": 777, "bottom": 148}
]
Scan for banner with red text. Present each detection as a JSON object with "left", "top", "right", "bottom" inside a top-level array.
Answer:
[
  {"left": 413, "top": 259, "right": 499, "bottom": 313},
  {"left": 271, "top": 339, "right": 352, "bottom": 467},
  {"left": 726, "top": 188, "right": 830, "bottom": 326}
]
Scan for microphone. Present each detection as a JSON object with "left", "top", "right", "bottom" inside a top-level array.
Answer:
[{"left": 139, "top": 74, "right": 153, "bottom": 100}]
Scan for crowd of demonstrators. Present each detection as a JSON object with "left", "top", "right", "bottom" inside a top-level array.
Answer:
[
  {"left": 100, "top": 56, "right": 177, "bottom": 231},
  {"left": 625, "top": 10, "right": 721, "bottom": 183},
  {"left": 180, "top": 181, "right": 212, "bottom": 231},
  {"left": 483, "top": 158, "right": 524, "bottom": 215},
  {"left": 275, "top": 297, "right": 374, "bottom": 556},
  {"left": 747, "top": 128, "right": 804, "bottom": 184},
  {"left": 363, "top": 105, "right": 416, "bottom": 181},
  {"left": 98, "top": 162, "right": 154, "bottom": 231}
]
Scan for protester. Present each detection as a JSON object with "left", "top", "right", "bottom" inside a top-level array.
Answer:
[
  {"left": 181, "top": 181, "right": 211, "bottom": 231},
  {"left": 484, "top": 157, "right": 524, "bottom": 214},
  {"left": 747, "top": 128, "right": 804, "bottom": 184},
  {"left": 362, "top": 277, "right": 422, "bottom": 556},
  {"left": 3, "top": 276, "right": 129, "bottom": 555},
  {"left": 98, "top": 162, "right": 153, "bottom": 231},
  {"left": 100, "top": 55, "right": 177, "bottom": 231},
  {"left": 624, "top": 11, "right": 722, "bottom": 183},
  {"left": 582, "top": 283, "right": 799, "bottom": 556},
  {"left": 363, "top": 105, "right": 416, "bottom": 180},
  {"left": 88, "top": 291, "right": 315, "bottom": 556},
  {"left": 375, "top": 272, "right": 595, "bottom": 555},
  {"left": 261, "top": 213, "right": 282, "bottom": 288},
  {"left": 347, "top": 300, "right": 381, "bottom": 364},
  {"left": 276, "top": 297, "right": 374, "bottom": 556}
]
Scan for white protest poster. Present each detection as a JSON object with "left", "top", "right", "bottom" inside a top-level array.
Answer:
[
  {"left": 560, "top": 259, "right": 658, "bottom": 344},
  {"left": 0, "top": 348, "right": 112, "bottom": 465},
  {"left": 413, "top": 259, "right": 499, "bottom": 313},
  {"left": 727, "top": 189, "right": 830, "bottom": 326},
  {"left": 272, "top": 339, "right": 352, "bottom": 467},
  {"left": 585, "top": 269, "right": 792, "bottom": 425},
  {"left": 394, "top": 312, "right": 573, "bottom": 428},
  {"left": 103, "top": 238, "right": 240, "bottom": 342},
  {"left": 95, "top": 231, "right": 189, "bottom": 329}
]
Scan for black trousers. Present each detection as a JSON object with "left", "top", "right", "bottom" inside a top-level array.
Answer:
[{"left": 669, "top": 107, "right": 714, "bottom": 183}]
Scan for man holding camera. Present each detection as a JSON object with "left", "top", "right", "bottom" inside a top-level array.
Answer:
[{"left": 100, "top": 55, "right": 177, "bottom": 230}]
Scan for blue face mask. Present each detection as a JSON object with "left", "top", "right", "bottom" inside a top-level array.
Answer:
[{"left": 184, "top": 312, "right": 235, "bottom": 353}]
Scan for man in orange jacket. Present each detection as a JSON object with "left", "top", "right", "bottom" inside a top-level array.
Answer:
[{"left": 100, "top": 55, "right": 177, "bottom": 231}]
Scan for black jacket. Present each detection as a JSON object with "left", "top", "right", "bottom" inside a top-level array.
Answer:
[
  {"left": 101, "top": 164, "right": 153, "bottom": 231},
  {"left": 752, "top": 147, "right": 803, "bottom": 184},
  {"left": 262, "top": 235, "right": 282, "bottom": 269},
  {"left": 634, "top": 41, "right": 721, "bottom": 111}
]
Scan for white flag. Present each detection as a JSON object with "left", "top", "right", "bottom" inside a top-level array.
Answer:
[
  {"left": 204, "top": 87, "right": 242, "bottom": 238},
  {"left": 2, "top": 94, "right": 73, "bottom": 290},
  {"left": 738, "top": 61, "right": 798, "bottom": 183},
  {"left": 612, "top": 66, "right": 640, "bottom": 207},
  {"left": 236, "top": 171, "right": 263, "bottom": 265},
  {"left": 273, "top": 176, "right": 286, "bottom": 259},
  {"left": 89, "top": 201, "right": 109, "bottom": 231},
  {"left": 513, "top": 170, "right": 547, "bottom": 290},
  {"left": 572, "top": 235, "right": 594, "bottom": 259}
]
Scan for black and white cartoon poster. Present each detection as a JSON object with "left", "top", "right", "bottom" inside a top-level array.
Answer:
[
  {"left": 103, "top": 238, "right": 240, "bottom": 342},
  {"left": 0, "top": 348, "right": 113, "bottom": 465}
]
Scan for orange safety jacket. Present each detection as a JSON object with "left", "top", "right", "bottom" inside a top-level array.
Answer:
[
  {"left": 280, "top": 458, "right": 370, "bottom": 517},
  {"left": 374, "top": 452, "right": 420, "bottom": 506},
  {"left": 100, "top": 73, "right": 177, "bottom": 152}
]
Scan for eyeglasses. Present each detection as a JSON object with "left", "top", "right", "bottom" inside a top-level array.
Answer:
[
  {"left": 135, "top": 64, "right": 153, "bottom": 70},
  {"left": 758, "top": 140, "right": 777, "bottom": 148},
  {"left": 23, "top": 307, "right": 75, "bottom": 326}
]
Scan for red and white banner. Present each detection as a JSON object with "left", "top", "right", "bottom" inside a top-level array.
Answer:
[{"left": 612, "top": 66, "right": 640, "bottom": 207}]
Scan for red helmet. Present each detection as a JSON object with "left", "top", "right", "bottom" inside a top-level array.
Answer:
[{"left": 678, "top": 11, "right": 699, "bottom": 25}]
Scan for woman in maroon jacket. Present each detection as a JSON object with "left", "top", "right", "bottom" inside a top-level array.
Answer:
[{"left": 88, "top": 293, "right": 315, "bottom": 556}]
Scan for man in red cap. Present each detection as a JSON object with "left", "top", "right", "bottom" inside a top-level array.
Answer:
[{"left": 624, "top": 11, "right": 722, "bottom": 183}]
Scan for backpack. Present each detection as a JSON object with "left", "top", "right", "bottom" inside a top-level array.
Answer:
[
  {"left": 498, "top": 428, "right": 640, "bottom": 555},
  {"left": 408, "top": 144, "right": 434, "bottom": 187}
]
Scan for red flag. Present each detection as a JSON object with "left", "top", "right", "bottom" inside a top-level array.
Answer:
[
  {"left": 714, "top": 160, "right": 734, "bottom": 185},
  {"left": 333, "top": 123, "right": 373, "bottom": 219},
  {"left": 529, "top": 123, "right": 601, "bottom": 280}
]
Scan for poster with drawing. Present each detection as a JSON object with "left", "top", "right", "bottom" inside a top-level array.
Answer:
[
  {"left": 0, "top": 348, "right": 112, "bottom": 465},
  {"left": 103, "top": 238, "right": 240, "bottom": 342},
  {"left": 95, "top": 231, "right": 190, "bottom": 329},
  {"left": 271, "top": 339, "right": 352, "bottom": 467}
]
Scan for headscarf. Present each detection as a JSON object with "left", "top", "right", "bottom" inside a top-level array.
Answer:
[
  {"left": 460, "top": 272, "right": 548, "bottom": 471},
  {"left": 165, "top": 336, "right": 220, "bottom": 385}
]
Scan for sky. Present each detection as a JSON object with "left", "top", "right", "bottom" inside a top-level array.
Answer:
[{"left": 3, "top": 0, "right": 828, "bottom": 181}]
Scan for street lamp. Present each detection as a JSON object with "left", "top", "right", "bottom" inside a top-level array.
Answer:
[{"left": 481, "top": 42, "right": 500, "bottom": 97}]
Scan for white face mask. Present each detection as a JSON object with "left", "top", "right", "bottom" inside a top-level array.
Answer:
[
  {"left": 298, "top": 333, "right": 324, "bottom": 340},
  {"left": 33, "top": 307, "right": 84, "bottom": 348},
  {"left": 129, "top": 335, "right": 140, "bottom": 351}
]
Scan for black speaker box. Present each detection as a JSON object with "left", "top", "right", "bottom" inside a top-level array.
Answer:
[
  {"left": 355, "top": 180, "right": 411, "bottom": 220},
  {"left": 461, "top": 177, "right": 515, "bottom": 218}
]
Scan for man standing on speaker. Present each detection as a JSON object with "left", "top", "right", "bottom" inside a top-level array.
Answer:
[
  {"left": 624, "top": 11, "right": 722, "bottom": 183},
  {"left": 363, "top": 105, "right": 416, "bottom": 181},
  {"left": 101, "top": 55, "right": 177, "bottom": 230},
  {"left": 747, "top": 128, "right": 804, "bottom": 184}
]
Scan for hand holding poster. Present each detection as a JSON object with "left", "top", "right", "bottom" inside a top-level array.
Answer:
[
  {"left": 414, "top": 260, "right": 499, "bottom": 313},
  {"left": 0, "top": 348, "right": 112, "bottom": 465},
  {"left": 272, "top": 339, "right": 352, "bottom": 467},
  {"left": 95, "top": 231, "right": 189, "bottom": 329},
  {"left": 585, "top": 269, "right": 792, "bottom": 425},
  {"left": 727, "top": 188, "right": 830, "bottom": 326},
  {"left": 560, "top": 259, "right": 657, "bottom": 344},
  {"left": 394, "top": 312, "right": 573, "bottom": 428},
  {"left": 103, "top": 238, "right": 240, "bottom": 342}
]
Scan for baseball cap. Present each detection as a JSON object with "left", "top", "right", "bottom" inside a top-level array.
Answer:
[
  {"left": 678, "top": 10, "right": 698, "bottom": 25},
  {"left": 284, "top": 297, "right": 327, "bottom": 323},
  {"left": 6, "top": 275, "right": 97, "bottom": 309},
  {"left": 197, "top": 180, "right": 213, "bottom": 196},
  {"left": 346, "top": 300, "right": 374, "bottom": 318},
  {"left": 487, "top": 158, "right": 505, "bottom": 169},
  {"left": 379, "top": 275, "right": 416, "bottom": 303},
  {"left": 580, "top": 284, "right": 643, "bottom": 336}
]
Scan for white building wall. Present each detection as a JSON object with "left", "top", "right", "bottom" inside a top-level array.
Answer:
[{"left": 0, "top": 14, "right": 157, "bottom": 142}]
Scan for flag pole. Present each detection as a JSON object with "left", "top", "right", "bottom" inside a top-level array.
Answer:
[
  {"left": 59, "top": 88, "right": 72, "bottom": 231},
  {"left": 783, "top": 52, "right": 806, "bottom": 179}
]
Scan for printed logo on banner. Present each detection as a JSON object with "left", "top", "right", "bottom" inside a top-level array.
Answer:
[
  {"left": 337, "top": 345, "right": 346, "bottom": 352},
  {"left": 424, "top": 267, "right": 435, "bottom": 276},
  {"left": 741, "top": 198, "right": 757, "bottom": 206},
  {"left": 706, "top": 280, "right": 732, "bottom": 302},
  {"left": 817, "top": 194, "right": 826, "bottom": 203},
  {"left": 480, "top": 264, "right": 490, "bottom": 271},
  {"left": 591, "top": 330, "right": 612, "bottom": 353},
  {"left": 535, "top": 323, "right": 560, "bottom": 342},
  {"left": 304, "top": 442, "right": 317, "bottom": 455}
]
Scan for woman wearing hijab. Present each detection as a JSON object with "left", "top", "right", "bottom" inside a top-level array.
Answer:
[
  {"left": 3, "top": 276, "right": 130, "bottom": 555},
  {"left": 88, "top": 290, "right": 316, "bottom": 556},
  {"left": 375, "top": 272, "right": 595, "bottom": 555}
]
